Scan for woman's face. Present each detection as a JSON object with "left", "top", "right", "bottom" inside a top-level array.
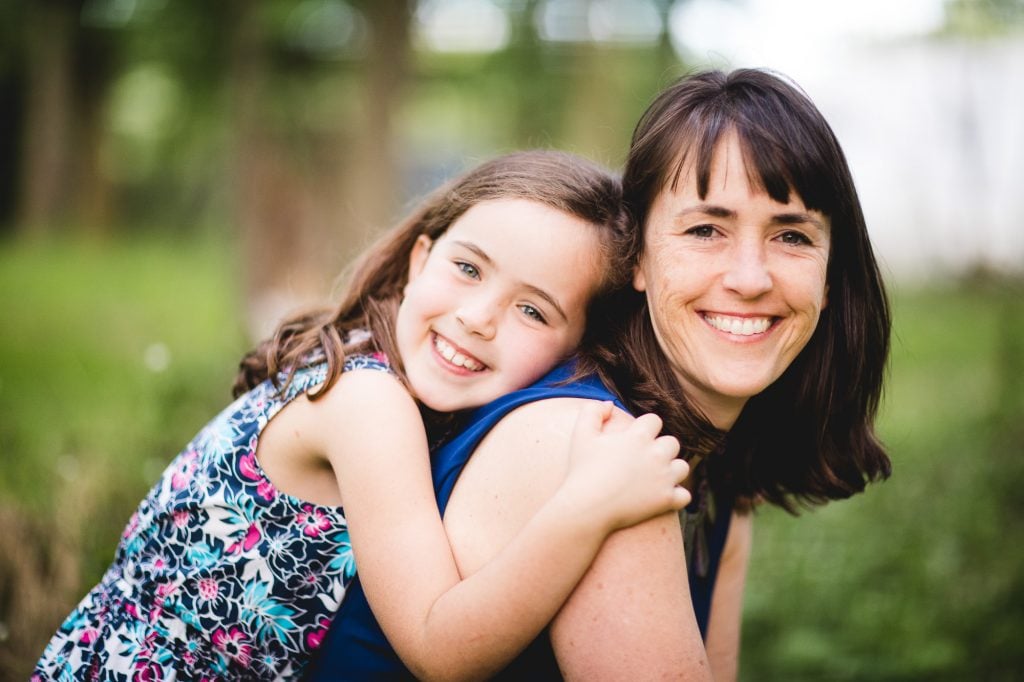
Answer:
[{"left": 634, "top": 131, "right": 831, "bottom": 429}]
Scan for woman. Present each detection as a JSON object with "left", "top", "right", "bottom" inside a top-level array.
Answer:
[{"left": 305, "top": 68, "right": 891, "bottom": 680}]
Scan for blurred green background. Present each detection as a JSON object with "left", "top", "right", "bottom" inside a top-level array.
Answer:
[{"left": 1, "top": 0, "right": 1022, "bottom": 679}]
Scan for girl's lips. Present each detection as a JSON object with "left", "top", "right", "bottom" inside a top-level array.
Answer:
[
  {"left": 701, "top": 313, "right": 775, "bottom": 337},
  {"left": 431, "top": 332, "right": 487, "bottom": 372}
]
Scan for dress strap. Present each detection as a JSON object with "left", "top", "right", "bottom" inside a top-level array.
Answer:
[{"left": 432, "top": 362, "right": 625, "bottom": 516}]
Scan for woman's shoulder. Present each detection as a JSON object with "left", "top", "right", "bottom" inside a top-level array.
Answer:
[{"left": 466, "top": 397, "right": 631, "bottom": 479}]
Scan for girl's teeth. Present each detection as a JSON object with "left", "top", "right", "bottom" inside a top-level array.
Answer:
[{"left": 434, "top": 336, "right": 484, "bottom": 371}]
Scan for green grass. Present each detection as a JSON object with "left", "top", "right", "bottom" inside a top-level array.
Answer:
[
  {"left": 1, "top": 236, "right": 246, "bottom": 513},
  {"left": 1, "top": 236, "right": 1021, "bottom": 678}
]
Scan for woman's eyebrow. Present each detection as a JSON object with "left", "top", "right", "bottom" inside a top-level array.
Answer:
[
  {"left": 772, "top": 212, "right": 829, "bottom": 233},
  {"left": 674, "top": 204, "right": 734, "bottom": 221}
]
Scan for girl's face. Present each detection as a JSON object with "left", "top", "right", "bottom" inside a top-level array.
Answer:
[
  {"left": 396, "top": 198, "right": 605, "bottom": 413},
  {"left": 634, "top": 131, "right": 831, "bottom": 429}
]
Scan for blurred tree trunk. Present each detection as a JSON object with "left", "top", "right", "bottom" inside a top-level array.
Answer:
[
  {"left": 18, "top": 1, "right": 75, "bottom": 234},
  {"left": 229, "top": 0, "right": 314, "bottom": 338},
  {"left": 17, "top": 0, "right": 116, "bottom": 236},
  {"left": 229, "top": 0, "right": 414, "bottom": 339},
  {"left": 338, "top": 0, "right": 414, "bottom": 264},
  {"left": 72, "top": 24, "right": 116, "bottom": 234}
]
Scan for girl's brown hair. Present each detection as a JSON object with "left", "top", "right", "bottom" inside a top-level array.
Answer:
[
  {"left": 599, "top": 68, "right": 892, "bottom": 512},
  {"left": 233, "top": 150, "right": 629, "bottom": 403}
]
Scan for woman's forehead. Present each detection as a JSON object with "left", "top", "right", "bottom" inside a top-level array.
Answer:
[{"left": 663, "top": 132, "right": 776, "bottom": 199}]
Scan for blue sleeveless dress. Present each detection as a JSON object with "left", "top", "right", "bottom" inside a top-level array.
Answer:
[{"left": 302, "top": 362, "right": 732, "bottom": 680}]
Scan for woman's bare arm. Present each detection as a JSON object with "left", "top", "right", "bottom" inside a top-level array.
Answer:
[{"left": 444, "top": 397, "right": 713, "bottom": 680}]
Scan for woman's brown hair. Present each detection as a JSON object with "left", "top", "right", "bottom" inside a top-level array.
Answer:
[
  {"left": 600, "top": 68, "right": 892, "bottom": 511},
  {"left": 233, "top": 150, "right": 630, "bottom": 405}
]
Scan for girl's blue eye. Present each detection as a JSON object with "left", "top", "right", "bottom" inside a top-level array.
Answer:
[
  {"left": 519, "top": 304, "right": 546, "bottom": 324},
  {"left": 779, "top": 231, "right": 812, "bottom": 246},
  {"left": 456, "top": 261, "right": 480, "bottom": 279}
]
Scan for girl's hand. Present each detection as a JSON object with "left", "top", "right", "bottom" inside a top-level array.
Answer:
[{"left": 560, "top": 401, "right": 691, "bottom": 533}]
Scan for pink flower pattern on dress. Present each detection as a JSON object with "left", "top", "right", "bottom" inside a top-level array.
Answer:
[
  {"left": 212, "top": 626, "right": 254, "bottom": 666},
  {"left": 33, "top": 355, "right": 389, "bottom": 680},
  {"left": 297, "top": 505, "right": 332, "bottom": 537}
]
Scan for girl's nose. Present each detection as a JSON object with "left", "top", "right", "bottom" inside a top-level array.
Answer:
[
  {"left": 721, "top": 240, "right": 773, "bottom": 298},
  {"left": 455, "top": 297, "right": 498, "bottom": 339}
]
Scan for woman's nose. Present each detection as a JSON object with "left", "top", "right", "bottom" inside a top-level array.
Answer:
[
  {"left": 721, "top": 240, "right": 773, "bottom": 298},
  {"left": 455, "top": 296, "right": 498, "bottom": 339}
]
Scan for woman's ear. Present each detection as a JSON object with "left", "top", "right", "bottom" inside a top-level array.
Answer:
[{"left": 407, "top": 235, "right": 433, "bottom": 283}]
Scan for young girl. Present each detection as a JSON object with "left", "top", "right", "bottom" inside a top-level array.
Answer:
[{"left": 34, "top": 151, "right": 691, "bottom": 681}]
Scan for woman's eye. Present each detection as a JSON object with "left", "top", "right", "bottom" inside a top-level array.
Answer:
[
  {"left": 456, "top": 261, "right": 480, "bottom": 279},
  {"left": 685, "top": 224, "right": 717, "bottom": 239},
  {"left": 518, "top": 304, "right": 547, "bottom": 324},
  {"left": 779, "top": 231, "right": 812, "bottom": 246}
]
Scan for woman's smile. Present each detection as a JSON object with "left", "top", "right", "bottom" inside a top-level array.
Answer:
[
  {"left": 700, "top": 313, "right": 775, "bottom": 338},
  {"left": 635, "top": 130, "right": 831, "bottom": 429}
]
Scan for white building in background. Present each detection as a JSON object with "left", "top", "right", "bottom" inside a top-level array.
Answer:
[
  {"left": 812, "top": 39, "right": 1024, "bottom": 281},
  {"left": 671, "top": 0, "right": 1024, "bottom": 281}
]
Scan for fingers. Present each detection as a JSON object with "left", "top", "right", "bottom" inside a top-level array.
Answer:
[
  {"left": 671, "top": 484, "right": 693, "bottom": 510},
  {"left": 572, "top": 400, "right": 615, "bottom": 436},
  {"left": 630, "top": 412, "right": 664, "bottom": 439},
  {"left": 654, "top": 435, "right": 681, "bottom": 461},
  {"left": 669, "top": 456, "right": 689, "bottom": 484}
]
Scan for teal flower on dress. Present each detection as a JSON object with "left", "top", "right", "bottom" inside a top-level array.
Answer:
[
  {"left": 328, "top": 529, "right": 357, "bottom": 580},
  {"left": 185, "top": 542, "right": 220, "bottom": 569},
  {"left": 240, "top": 581, "right": 299, "bottom": 645}
]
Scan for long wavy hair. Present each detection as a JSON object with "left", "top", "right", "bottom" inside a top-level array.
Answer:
[
  {"left": 597, "top": 69, "right": 892, "bottom": 511},
  {"left": 233, "top": 150, "right": 631, "bottom": 413}
]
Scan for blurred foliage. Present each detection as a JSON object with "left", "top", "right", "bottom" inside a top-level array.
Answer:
[
  {"left": 942, "top": 0, "right": 1024, "bottom": 38},
  {"left": 1, "top": 237, "right": 1022, "bottom": 678},
  {"left": 0, "top": 235, "right": 247, "bottom": 676},
  {"left": 3, "top": 0, "right": 1024, "bottom": 679}
]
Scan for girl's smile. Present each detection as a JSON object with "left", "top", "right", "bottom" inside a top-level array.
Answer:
[
  {"left": 395, "top": 198, "right": 605, "bottom": 413},
  {"left": 431, "top": 332, "right": 486, "bottom": 373}
]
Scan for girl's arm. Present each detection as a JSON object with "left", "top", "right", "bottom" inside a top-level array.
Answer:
[
  {"left": 706, "top": 509, "right": 753, "bottom": 682},
  {"left": 443, "top": 397, "right": 714, "bottom": 680},
  {"left": 312, "top": 369, "right": 689, "bottom": 681}
]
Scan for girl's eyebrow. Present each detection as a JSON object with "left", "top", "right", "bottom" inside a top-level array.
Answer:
[
  {"left": 450, "top": 239, "right": 569, "bottom": 324},
  {"left": 452, "top": 240, "right": 494, "bottom": 266}
]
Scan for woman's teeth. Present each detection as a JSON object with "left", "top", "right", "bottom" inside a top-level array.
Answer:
[
  {"left": 704, "top": 315, "right": 772, "bottom": 336},
  {"left": 434, "top": 335, "right": 484, "bottom": 371}
]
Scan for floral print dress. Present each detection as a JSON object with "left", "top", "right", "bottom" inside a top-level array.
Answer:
[{"left": 34, "top": 355, "right": 390, "bottom": 681}]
